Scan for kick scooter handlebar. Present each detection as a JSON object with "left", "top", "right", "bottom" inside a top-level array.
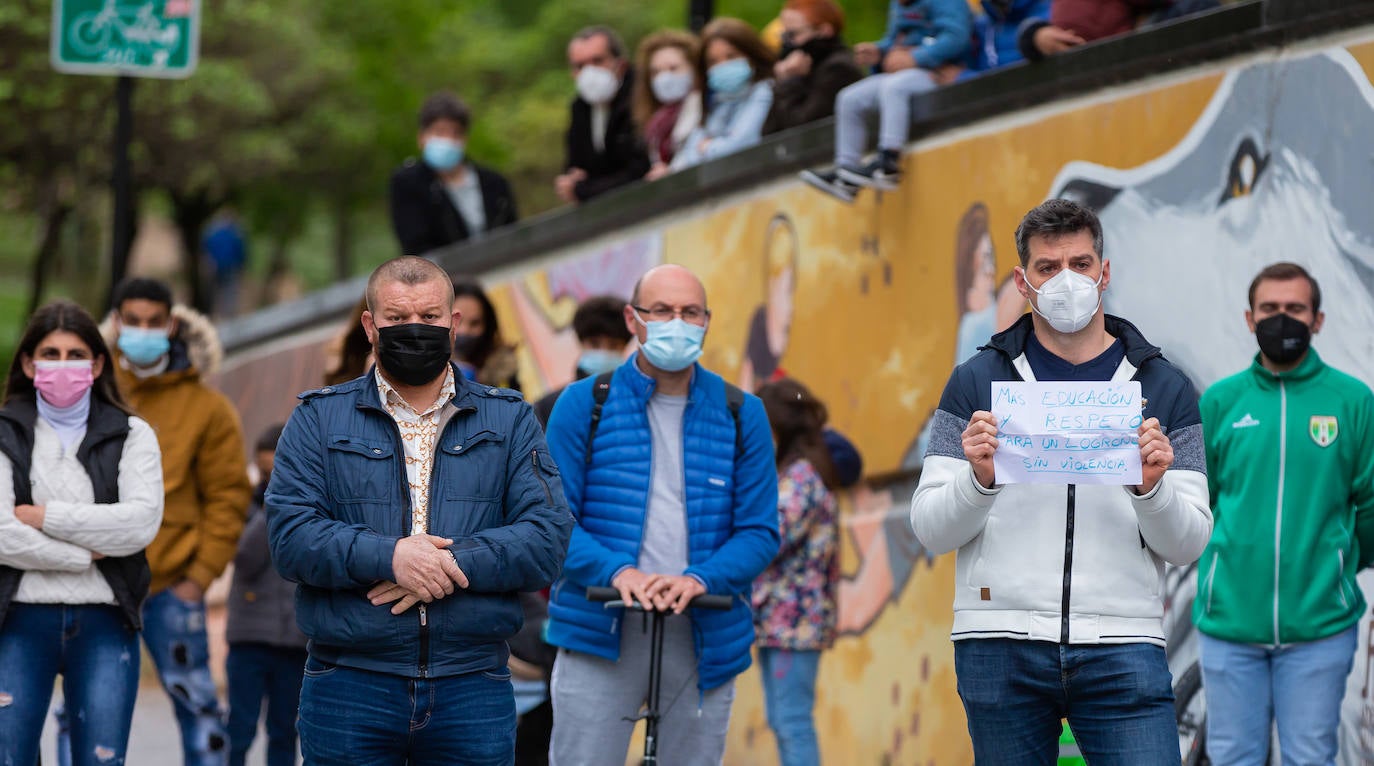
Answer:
[{"left": 585, "top": 585, "right": 733, "bottom": 611}]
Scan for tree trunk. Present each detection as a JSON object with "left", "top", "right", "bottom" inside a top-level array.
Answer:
[
  {"left": 27, "top": 191, "right": 73, "bottom": 317},
  {"left": 332, "top": 196, "right": 353, "bottom": 282}
]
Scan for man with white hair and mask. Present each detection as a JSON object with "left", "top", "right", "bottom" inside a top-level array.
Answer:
[{"left": 555, "top": 25, "right": 650, "bottom": 204}]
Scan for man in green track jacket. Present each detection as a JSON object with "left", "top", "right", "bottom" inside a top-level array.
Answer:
[{"left": 1195, "top": 261, "right": 1374, "bottom": 766}]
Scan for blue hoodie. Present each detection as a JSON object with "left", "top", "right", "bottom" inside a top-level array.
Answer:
[
  {"left": 969, "top": 0, "right": 1051, "bottom": 72},
  {"left": 874, "top": 0, "right": 975, "bottom": 70}
]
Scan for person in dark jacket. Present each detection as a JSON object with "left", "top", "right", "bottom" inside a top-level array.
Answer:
[
  {"left": 0, "top": 300, "right": 162, "bottom": 766},
  {"left": 225, "top": 423, "right": 305, "bottom": 766},
  {"left": 532, "top": 295, "right": 632, "bottom": 428},
  {"left": 763, "top": 0, "right": 863, "bottom": 135},
  {"left": 555, "top": 26, "right": 651, "bottom": 204},
  {"left": 266, "top": 256, "right": 573, "bottom": 765},
  {"left": 452, "top": 277, "right": 522, "bottom": 391},
  {"left": 389, "top": 91, "right": 519, "bottom": 256}
]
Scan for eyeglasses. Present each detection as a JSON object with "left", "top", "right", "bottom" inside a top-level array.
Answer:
[{"left": 632, "top": 304, "right": 710, "bottom": 325}]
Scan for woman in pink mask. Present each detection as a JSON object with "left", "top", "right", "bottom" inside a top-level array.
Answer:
[{"left": 0, "top": 299, "right": 163, "bottom": 766}]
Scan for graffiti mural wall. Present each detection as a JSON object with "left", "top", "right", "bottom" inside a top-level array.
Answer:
[{"left": 218, "top": 30, "right": 1374, "bottom": 765}]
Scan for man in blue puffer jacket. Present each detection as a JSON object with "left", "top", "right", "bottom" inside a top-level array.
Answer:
[
  {"left": 544, "top": 264, "right": 780, "bottom": 766},
  {"left": 267, "top": 256, "right": 573, "bottom": 765}
]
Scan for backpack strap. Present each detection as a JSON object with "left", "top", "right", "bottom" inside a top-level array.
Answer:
[
  {"left": 585, "top": 372, "right": 615, "bottom": 464},
  {"left": 585, "top": 374, "right": 744, "bottom": 463}
]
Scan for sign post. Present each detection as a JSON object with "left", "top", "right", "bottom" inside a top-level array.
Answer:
[{"left": 50, "top": 0, "right": 200, "bottom": 306}]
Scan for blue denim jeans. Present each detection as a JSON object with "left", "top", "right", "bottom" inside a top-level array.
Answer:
[
  {"left": 953, "top": 639, "right": 1178, "bottom": 765},
  {"left": 758, "top": 648, "right": 822, "bottom": 766},
  {"left": 141, "top": 588, "right": 230, "bottom": 765},
  {"left": 226, "top": 642, "right": 308, "bottom": 766},
  {"left": 0, "top": 604, "right": 140, "bottom": 766},
  {"left": 1199, "top": 624, "right": 1357, "bottom": 766},
  {"left": 297, "top": 656, "right": 516, "bottom": 765}
]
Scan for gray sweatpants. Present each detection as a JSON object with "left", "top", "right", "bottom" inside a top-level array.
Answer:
[
  {"left": 549, "top": 613, "right": 735, "bottom": 766},
  {"left": 834, "top": 68, "right": 938, "bottom": 167}
]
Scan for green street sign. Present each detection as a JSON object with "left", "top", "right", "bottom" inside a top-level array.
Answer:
[{"left": 51, "top": 0, "right": 200, "bottom": 78}]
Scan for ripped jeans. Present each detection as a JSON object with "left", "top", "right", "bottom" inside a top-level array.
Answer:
[
  {"left": 58, "top": 589, "right": 230, "bottom": 765},
  {"left": 139, "top": 588, "right": 229, "bottom": 765},
  {"left": 0, "top": 603, "right": 140, "bottom": 766}
]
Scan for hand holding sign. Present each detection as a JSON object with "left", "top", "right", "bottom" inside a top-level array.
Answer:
[
  {"left": 962, "top": 411, "right": 1000, "bottom": 489},
  {"left": 1135, "top": 417, "right": 1173, "bottom": 495},
  {"left": 990, "top": 381, "right": 1145, "bottom": 486}
]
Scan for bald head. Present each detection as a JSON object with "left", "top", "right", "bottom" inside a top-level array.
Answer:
[
  {"left": 630, "top": 264, "right": 707, "bottom": 309},
  {"left": 366, "top": 256, "right": 454, "bottom": 312}
]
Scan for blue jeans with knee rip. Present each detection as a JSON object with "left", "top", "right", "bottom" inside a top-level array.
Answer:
[
  {"left": 59, "top": 589, "right": 230, "bottom": 765},
  {"left": 141, "top": 588, "right": 229, "bottom": 765},
  {"left": 0, "top": 603, "right": 140, "bottom": 766}
]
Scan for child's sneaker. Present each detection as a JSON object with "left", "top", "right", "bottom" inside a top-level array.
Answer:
[
  {"left": 799, "top": 168, "right": 859, "bottom": 203},
  {"left": 838, "top": 150, "right": 902, "bottom": 191}
]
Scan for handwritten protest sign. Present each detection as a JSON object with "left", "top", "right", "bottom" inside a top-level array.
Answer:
[{"left": 990, "top": 381, "right": 1143, "bottom": 485}]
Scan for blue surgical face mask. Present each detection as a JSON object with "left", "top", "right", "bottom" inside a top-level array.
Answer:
[
  {"left": 635, "top": 314, "right": 705, "bottom": 373},
  {"left": 707, "top": 58, "right": 753, "bottom": 96},
  {"left": 577, "top": 349, "right": 623, "bottom": 376},
  {"left": 422, "top": 137, "right": 465, "bottom": 172},
  {"left": 118, "top": 326, "right": 171, "bottom": 366}
]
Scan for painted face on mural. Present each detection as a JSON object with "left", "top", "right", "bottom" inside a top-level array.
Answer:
[
  {"left": 1050, "top": 50, "right": 1374, "bottom": 388},
  {"left": 966, "top": 235, "right": 996, "bottom": 314}
]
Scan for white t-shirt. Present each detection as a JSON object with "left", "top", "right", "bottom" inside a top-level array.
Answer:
[{"left": 444, "top": 167, "right": 487, "bottom": 237}]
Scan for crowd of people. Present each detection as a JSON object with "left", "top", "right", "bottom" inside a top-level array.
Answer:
[
  {"left": 1, "top": 192, "right": 1372, "bottom": 766},
  {"left": 11, "top": 2, "right": 1362, "bottom": 765},
  {"left": 388, "top": 0, "right": 1225, "bottom": 256}
]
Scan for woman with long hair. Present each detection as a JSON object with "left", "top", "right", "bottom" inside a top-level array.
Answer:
[
  {"left": 670, "top": 17, "right": 776, "bottom": 170},
  {"left": 322, "top": 296, "right": 374, "bottom": 386},
  {"left": 752, "top": 377, "right": 840, "bottom": 766},
  {"left": 633, "top": 30, "right": 704, "bottom": 180},
  {"left": 0, "top": 299, "right": 163, "bottom": 765},
  {"left": 452, "top": 277, "right": 521, "bottom": 391}
]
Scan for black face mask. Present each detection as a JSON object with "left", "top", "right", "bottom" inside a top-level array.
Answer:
[
  {"left": 780, "top": 34, "right": 837, "bottom": 62},
  {"left": 1255, "top": 313, "right": 1312, "bottom": 365},
  {"left": 376, "top": 323, "right": 453, "bottom": 386},
  {"left": 452, "top": 332, "right": 485, "bottom": 362}
]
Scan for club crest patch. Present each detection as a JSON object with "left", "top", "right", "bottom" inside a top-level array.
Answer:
[{"left": 1310, "top": 416, "right": 1338, "bottom": 447}]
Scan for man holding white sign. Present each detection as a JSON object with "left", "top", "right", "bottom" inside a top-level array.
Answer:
[{"left": 911, "top": 199, "right": 1212, "bottom": 764}]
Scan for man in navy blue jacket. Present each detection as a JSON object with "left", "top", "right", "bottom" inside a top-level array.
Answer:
[
  {"left": 543, "top": 264, "right": 780, "bottom": 766},
  {"left": 266, "top": 256, "right": 572, "bottom": 765}
]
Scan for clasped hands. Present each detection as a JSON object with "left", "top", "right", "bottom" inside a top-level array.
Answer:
[
  {"left": 369, "top": 534, "right": 470, "bottom": 615},
  {"left": 612, "top": 567, "right": 705, "bottom": 614},
  {"left": 962, "top": 410, "right": 1174, "bottom": 495}
]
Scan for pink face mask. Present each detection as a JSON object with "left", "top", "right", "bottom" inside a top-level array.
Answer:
[{"left": 33, "top": 360, "right": 95, "bottom": 408}]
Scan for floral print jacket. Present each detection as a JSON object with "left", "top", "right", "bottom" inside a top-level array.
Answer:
[{"left": 752, "top": 458, "right": 840, "bottom": 650}]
